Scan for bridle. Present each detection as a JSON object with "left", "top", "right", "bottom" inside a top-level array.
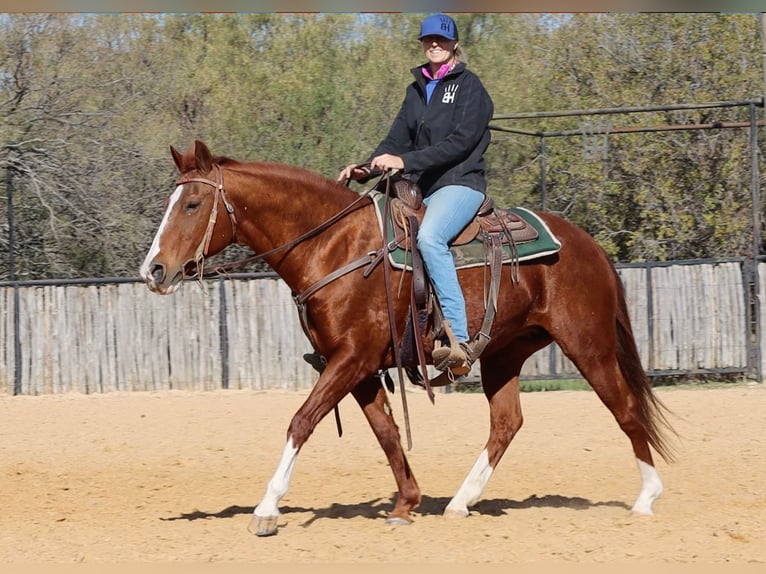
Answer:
[
  {"left": 174, "top": 164, "right": 238, "bottom": 279},
  {"left": 174, "top": 162, "right": 385, "bottom": 279}
]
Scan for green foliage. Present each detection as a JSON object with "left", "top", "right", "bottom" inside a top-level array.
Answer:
[
  {"left": 0, "top": 13, "right": 765, "bottom": 279},
  {"left": 454, "top": 377, "right": 591, "bottom": 393},
  {"left": 530, "top": 13, "right": 765, "bottom": 262}
]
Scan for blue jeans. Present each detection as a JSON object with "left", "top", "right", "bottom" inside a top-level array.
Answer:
[{"left": 418, "top": 185, "right": 485, "bottom": 342}]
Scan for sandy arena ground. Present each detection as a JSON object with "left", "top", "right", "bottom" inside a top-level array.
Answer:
[{"left": 0, "top": 383, "right": 764, "bottom": 564}]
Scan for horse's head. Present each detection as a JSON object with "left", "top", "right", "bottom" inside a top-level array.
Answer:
[{"left": 140, "top": 140, "right": 236, "bottom": 294}]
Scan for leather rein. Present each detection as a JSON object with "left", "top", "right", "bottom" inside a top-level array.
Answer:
[
  {"left": 175, "top": 164, "right": 417, "bottom": 446},
  {"left": 176, "top": 164, "right": 384, "bottom": 282}
]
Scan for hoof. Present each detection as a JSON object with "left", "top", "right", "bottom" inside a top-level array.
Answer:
[
  {"left": 385, "top": 515, "right": 413, "bottom": 526},
  {"left": 248, "top": 514, "right": 279, "bottom": 537},
  {"left": 443, "top": 507, "right": 469, "bottom": 519},
  {"left": 630, "top": 506, "right": 655, "bottom": 516}
]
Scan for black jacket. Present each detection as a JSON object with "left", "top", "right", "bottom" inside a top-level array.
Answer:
[{"left": 370, "top": 61, "right": 494, "bottom": 197}]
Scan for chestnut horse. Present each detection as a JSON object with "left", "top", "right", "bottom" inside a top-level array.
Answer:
[{"left": 140, "top": 140, "right": 675, "bottom": 537}]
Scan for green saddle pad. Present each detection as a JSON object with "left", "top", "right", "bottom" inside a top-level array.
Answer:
[{"left": 371, "top": 193, "right": 562, "bottom": 270}]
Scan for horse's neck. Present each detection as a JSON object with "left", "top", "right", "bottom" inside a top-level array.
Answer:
[{"left": 232, "top": 165, "right": 374, "bottom": 282}]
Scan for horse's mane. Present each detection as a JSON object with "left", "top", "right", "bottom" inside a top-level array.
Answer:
[{"left": 214, "top": 156, "right": 359, "bottom": 204}]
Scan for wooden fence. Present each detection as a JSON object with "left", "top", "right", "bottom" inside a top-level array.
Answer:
[
  {"left": 0, "top": 260, "right": 759, "bottom": 395},
  {"left": 515, "top": 261, "right": 750, "bottom": 378}
]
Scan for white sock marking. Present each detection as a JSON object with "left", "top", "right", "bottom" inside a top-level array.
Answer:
[
  {"left": 254, "top": 436, "right": 299, "bottom": 518},
  {"left": 445, "top": 448, "right": 494, "bottom": 515},
  {"left": 632, "top": 458, "right": 663, "bottom": 515}
]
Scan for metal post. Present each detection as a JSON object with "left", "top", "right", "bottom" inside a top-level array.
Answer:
[
  {"left": 750, "top": 102, "right": 763, "bottom": 382},
  {"left": 7, "top": 167, "right": 22, "bottom": 395},
  {"left": 760, "top": 14, "right": 766, "bottom": 106},
  {"left": 645, "top": 262, "right": 654, "bottom": 372},
  {"left": 540, "top": 136, "right": 548, "bottom": 212},
  {"left": 539, "top": 135, "right": 556, "bottom": 375},
  {"left": 218, "top": 274, "right": 230, "bottom": 390}
]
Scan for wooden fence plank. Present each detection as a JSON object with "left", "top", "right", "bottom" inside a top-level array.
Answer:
[{"left": 0, "top": 261, "right": 759, "bottom": 395}]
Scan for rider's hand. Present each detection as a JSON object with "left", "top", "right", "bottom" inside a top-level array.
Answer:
[
  {"left": 370, "top": 154, "right": 404, "bottom": 173},
  {"left": 337, "top": 164, "right": 371, "bottom": 182}
]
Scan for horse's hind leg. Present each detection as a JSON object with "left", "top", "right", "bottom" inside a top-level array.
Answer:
[
  {"left": 351, "top": 375, "right": 421, "bottom": 524},
  {"left": 562, "top": 345, "right": 667, "bottom": 515},
  {"left": 445, "top": 353, "right": 524, "bottom": 517},
  {"left": 593, "top": 367, "right": 664, "bottom": 515}
]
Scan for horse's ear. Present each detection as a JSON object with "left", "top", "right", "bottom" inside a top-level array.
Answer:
[
  {"left": 193, "top": 140, "right": 213, "bottom": 174},
  {"left": 170, "top": 145, "right": 183, "bottom": 172}
]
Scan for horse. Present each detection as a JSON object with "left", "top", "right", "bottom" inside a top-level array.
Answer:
[{"left": 140, "top": 139, "right": 676, "bottom": 537}]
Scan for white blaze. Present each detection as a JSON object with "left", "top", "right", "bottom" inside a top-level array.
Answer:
[{"left": 140, "top": 185, "right": 185, "bottom": 282}]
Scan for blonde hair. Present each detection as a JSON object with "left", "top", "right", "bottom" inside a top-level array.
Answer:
[{"left": 455, "top": 44, "right": 466, "bottom": 64}]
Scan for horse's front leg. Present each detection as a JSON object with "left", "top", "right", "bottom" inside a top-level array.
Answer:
[
  {"left": 351, "top": 375, "right": 420, "bottom": 524},
  {"left": 247, "top": 356, "right": 368, "bottom": 537},
  {"left": 248, "top": 435, "right": 299, "bottom": 536}
]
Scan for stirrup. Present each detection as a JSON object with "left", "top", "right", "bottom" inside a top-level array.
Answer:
[
  {"left": 430, "top": 364, "right": 470, "bottom": 387},
  {"left": 431, "top": 342, "right": 465, "bottom": 370},
  {"left": 432, "top": 320, "right": 474, "bottom": 373},
  {"left": 430, "top": 342, "right": 474, "bottom": 387}
]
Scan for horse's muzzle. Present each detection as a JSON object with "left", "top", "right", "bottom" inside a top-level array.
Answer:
[{"left": 141, "top": 261, "right": 182, "bottom": 295}]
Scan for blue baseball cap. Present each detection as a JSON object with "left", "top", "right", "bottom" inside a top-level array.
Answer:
[{"left": 418, "top": 13, "right": 458, "bottom": 41}]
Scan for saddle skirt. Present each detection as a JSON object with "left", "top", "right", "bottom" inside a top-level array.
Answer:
[{"left": 371, "top": 178, "right": 562, "bottom": 271}]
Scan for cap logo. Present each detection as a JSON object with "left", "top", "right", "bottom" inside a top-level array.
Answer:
[{"left": 419, "top": 13, "right": 458, "bottom": 41}]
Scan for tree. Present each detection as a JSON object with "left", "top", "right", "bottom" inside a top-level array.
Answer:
[
  {"left": 1, "top": 13, "right": 764, "bottom": 279},
  {"left": 528, "top": 13, "right": 764, "bottom": 261}
]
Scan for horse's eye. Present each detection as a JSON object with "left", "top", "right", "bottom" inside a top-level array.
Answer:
[{"left": 185, "top": 201, "right": 201, "bottom": 213}]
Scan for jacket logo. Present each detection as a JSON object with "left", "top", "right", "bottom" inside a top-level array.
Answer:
[{"left": 442, "top": 84, "right": 458, "bottom": 104}]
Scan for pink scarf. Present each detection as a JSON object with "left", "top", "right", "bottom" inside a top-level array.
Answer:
[{"left": 421, "top": 62, "right": 455, "bottom": 80}]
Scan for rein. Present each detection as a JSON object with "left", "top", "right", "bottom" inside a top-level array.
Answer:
[
  {"left": 178, "top": 164, "right": 418, "bottom": 448},
  {"left": 176, "top": 164, "right": 408, "bottom": 448},
  {"left": 178, "top": 161, "right": 392, "bottom": 297},
  {"left": 193, "top": 168, "right": 383, "bottom": 278}
]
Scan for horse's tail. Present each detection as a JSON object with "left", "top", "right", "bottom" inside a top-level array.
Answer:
[{"left": 613, "top": 270, "right": 678, "bottom": 464}]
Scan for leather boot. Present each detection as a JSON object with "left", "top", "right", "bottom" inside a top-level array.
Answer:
[{"left": 432, "top": 341, "right": 473, "bottom": 375}]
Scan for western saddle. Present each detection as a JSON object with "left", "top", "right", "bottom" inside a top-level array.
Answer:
[{"left": 378, "top": 175, "right": 538, "bottom": 390}]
